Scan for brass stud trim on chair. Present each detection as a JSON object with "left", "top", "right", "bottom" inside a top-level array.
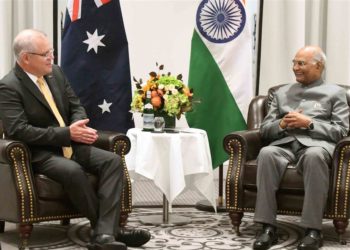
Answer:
[
  {"left": 22, "top": 213, "right": 81, "bottom": 223},
  {"left": 334, "top": 146, "right": 350, "bottom": 217},
  {"left": 226, "top": 139, "right": 243, "bottom": 210},
  {"left": 114, "top": 140, "right": 132, "bottom": 213},
  {"left": 10, "top": 146, "right": 35, "bottom": 221}
]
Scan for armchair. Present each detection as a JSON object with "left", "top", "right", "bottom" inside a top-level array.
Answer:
[
  {"left": 224, "top": 84, "right": 350, "bottom": 244},
  {"left": 0, "top": 120, "right": 132, "bottom": 249}
]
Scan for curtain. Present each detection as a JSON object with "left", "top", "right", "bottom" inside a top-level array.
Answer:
[
  {"left": 0, "top": 0, "right": 53, "bottom": 78},
  {"left": 259, "top": 0, "right": 350, "bottom": 94}
]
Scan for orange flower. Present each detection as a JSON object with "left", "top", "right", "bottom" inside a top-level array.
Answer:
[
  {"left": 151, "top": 96, "right": 162, "bottom": 108},
  {"left": 183, "top": 87, "right": 193, "bottom": 97}
]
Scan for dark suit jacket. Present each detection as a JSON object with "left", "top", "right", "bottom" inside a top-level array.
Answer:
[{"left": 0, "top": 63, "right": 87, "bottom": 163}]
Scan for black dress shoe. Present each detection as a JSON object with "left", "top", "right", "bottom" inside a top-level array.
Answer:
[
  {"left": 297, "top": 229, "right": 323, "bottom": 250},
  {"left": 253, "top": 224, "right": 278, "bottom": 250},
  {"left": 115, "top": 229, "right": 151, "bottom": 247},
  {"left": 87, "top": 234, "right": 127, "bottom": 250}
]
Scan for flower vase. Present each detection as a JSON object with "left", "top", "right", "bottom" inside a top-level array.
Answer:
[{"left": 156, "top": 111, "right": 176, "bottom": 129}]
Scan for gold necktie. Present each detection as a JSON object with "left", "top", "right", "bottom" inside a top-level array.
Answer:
[{"left": 37, "top": 77, "right": 73, "bottom": 159}]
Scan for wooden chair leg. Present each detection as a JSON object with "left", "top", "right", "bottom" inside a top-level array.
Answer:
[
  {"left": 60, "top": 218, "right": 70, "bottom": 226},
  {"left": 119, "top": 211, "right": 129, "bottom": 227},
  {"left": 0, "top": 220, "right": 5, "bottom": 233},
  {"left": 18, "top": 223, "right": 33, "bottom": 250},
  {"left": 333, "top": 218, "right": 349, "bottom": 245},
  {"left": 229, "top": 211, "right": 244, "bottom": 236}
]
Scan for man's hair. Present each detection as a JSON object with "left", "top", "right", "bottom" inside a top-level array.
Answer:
[
  {"left": 312, "top": 47, "right": 327, "bottom": 67},
  {"left": 13, "top": 29, "right": 47, "bottom": 60}
]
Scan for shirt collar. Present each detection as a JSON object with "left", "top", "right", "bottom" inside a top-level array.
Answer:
[
  {"left": 299, "top": 78, "right": 324, "bottom": 88},
  {"left": 24, "top": 71, "right": 46, "bottom": 89}
]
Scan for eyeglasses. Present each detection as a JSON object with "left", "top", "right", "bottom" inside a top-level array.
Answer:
[
  {"left": 25, "top": 49, "right": 54, "bottom": 58},
  {"left": 292, "top": 59, "right": 318, "bottom": 67}
]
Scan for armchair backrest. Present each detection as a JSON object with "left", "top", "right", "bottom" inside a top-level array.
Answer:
[{"left": 246, "top": 83, "right": 350, "bottom": 131}]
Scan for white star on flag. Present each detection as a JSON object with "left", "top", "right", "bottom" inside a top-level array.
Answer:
[
  {"left": 83, "top": 29, "right": 106, "bottom": 53},
  {"left": 98, "top": 99, "right": 112, "bottom": 114}
]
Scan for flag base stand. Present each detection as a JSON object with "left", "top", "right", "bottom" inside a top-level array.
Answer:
[
  {"left": 195, "top": 199, "right": 226, "bottom": 213},
  {"left": 195, "top": 164, "right": 226, "bottom": 212}
]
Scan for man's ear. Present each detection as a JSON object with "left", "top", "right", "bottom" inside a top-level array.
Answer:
[
  {"left": 315, "top": 61, "right": 322, "bottom": 70},
  {"left": 21, "top": 53, "right": 30, "bottom": 65}
]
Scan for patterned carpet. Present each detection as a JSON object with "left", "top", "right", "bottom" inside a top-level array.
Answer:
[
  {"left": 0, "top": 208, "right": 349, "bottom": 249},
  {"left": 1, "top": 177, "right": 349, "bottom": 249}
]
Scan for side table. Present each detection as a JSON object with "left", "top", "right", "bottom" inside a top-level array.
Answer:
[{"left": 125, "top": 128, "right": 216, "bottom": 226}]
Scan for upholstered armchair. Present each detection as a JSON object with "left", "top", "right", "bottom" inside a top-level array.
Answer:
[
  {"left": 0, "top": 120, "right": 132, "bottom": 249},
  {"left": 224, "top": 84, "right": 350, "bottom": 244}
]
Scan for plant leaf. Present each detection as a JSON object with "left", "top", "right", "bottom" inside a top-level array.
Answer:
[
  {"left": 133, "top": 76, "right": 137, "bottom": 82},
  {"left": 159, "top": 64, "right": 164, "bottom": 70},
  {"left": 177, "top": 74, "right": 183, "bottom": 80}
]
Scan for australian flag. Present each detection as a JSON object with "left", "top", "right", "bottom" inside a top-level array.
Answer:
[{"left": 61, "top": 0, "right": 134, "bottom": 133}]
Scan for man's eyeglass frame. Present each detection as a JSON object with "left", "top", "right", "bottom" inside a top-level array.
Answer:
[{"left": 24, "top": 49, "right": 54, "bottom": 58}]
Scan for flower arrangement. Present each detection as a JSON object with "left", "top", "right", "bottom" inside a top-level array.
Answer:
[{"left": 130, "top": 63, "right": 193, "bottom": 119}]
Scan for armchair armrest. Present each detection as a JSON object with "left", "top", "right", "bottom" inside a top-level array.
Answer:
[
  {"left": 223, "top": 129, "right": 262, "bottom": 161},
  {"left": 329, "top": 136, "right": 350, "bottom": 218},
  {"left": 224, "top": 129, "right": 262, "bottom": 211},
  {"left": 0, "top": 139, "right": 37, "bottom": 222},
  {"left": 94, "top": 131, "right": 131, "bottom": 156}
]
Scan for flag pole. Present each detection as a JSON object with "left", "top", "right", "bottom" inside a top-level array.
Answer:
[
  {"left": 195, "top": 164, "right": 226, "bottom": 212},
  {"left": 255, "top": 0, "right": 264, "bottom": 95},
  {"left": 53, "top": 0, "right": 58, "bottom": 64}
]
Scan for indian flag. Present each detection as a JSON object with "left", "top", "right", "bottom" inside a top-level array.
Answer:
[{"left": 186, "top": 0, "right": 253, "bottom": 168}]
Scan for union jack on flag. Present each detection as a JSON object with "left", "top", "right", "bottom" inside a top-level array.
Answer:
[{"left": 67, "top": 0, "right": 112, "bottom": 22}]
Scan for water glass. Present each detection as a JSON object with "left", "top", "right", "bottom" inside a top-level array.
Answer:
[{"left": 154, "top": 117, "right": 165, "bottom": 132}]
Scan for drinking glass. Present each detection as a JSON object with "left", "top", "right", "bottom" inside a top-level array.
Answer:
[{"left": 154, "top": 117, "right": 165, "bottom": 132}]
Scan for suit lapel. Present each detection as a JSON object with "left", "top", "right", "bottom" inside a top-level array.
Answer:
[
  {"left": 44, "top": 73, "right": 68, "bottom": 122},
  {"left": 14, "top": 64, "right": 52, "bottom": 112},
  {"left": 14, "top": 64, "right": 68, "bottom": 123}
]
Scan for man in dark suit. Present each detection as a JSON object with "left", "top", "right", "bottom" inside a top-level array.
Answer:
[
  {"left": 0, "top": 29, "right": 150, "bottom": 250},
  {"left": 252, "top": 46, "right": 349, "bottom": 250}
]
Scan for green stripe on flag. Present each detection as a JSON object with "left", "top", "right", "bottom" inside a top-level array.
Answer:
[{"left": 186, "top": 31, "right": 247, "bottom": 169}]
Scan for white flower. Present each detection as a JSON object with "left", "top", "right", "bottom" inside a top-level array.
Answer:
[
  {"left": 158, "top": 84, "right": 165, "bottom": 90},
  {"left": 172, "top": 89, "right": 178, "bottom": 95},
  {"left": 165, "top": 84, "right": 175, "bottom": 91}
]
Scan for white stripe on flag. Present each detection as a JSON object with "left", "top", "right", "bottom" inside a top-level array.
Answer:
[
  {"left": 94, "top": 0, "right": 103, "bottom": 7},
  {"left": 94, "top": 0, "right": 111, "bottom": 8}
]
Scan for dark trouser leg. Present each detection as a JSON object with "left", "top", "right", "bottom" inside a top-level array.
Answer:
[
  {"left": 254, "top": 145, "right": 294, "bottom": 226},
  {"left": 73, "top": 146, "right": 123, "bottom": 236},
  {"left": 296, "top": 146, "right": 330, "bottom": 230}
]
